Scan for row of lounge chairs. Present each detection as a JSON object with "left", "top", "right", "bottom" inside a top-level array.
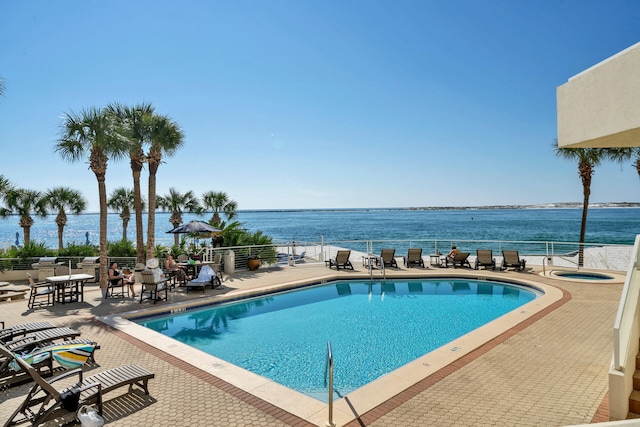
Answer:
[
  {"left": 0, "top": 321, "right": 155, "bottom": 426},
  {"left": 327, "top": 249, "right": 527, "bottom": 271}
]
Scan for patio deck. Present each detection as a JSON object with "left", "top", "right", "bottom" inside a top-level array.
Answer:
[{"left": 0, "top": 262, "right": 620, "bottom": 426}]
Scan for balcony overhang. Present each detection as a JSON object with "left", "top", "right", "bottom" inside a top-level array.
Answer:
[{"left": 557, "top": 41, "right": 640, "bottom": 148}]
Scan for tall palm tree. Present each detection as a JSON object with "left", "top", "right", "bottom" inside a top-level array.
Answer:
[
  {"left": 106, "top": 102, "right": 154, "bottom": 263},
  {"left": 108, "top": 187, "right": 145, "bottom": 242},
  {"left": 0, "top": 188, "right": 47, "bottom": 245},
  {"left": 43, "top": 187, "right": 87, "bottom": 251},
  {"left": 55, "top": 107, "right": 129, "bottom": 289},
  {"left": 554, "top": 144, "right": 605, "bottom": 266},
  {"left": 201, "top": 191, "right": 238, "bottom": 226},
  {"left": 606, "top": 147, "right": 640, "bottom": 180},
  {"left": 146, "top": 114, "right": 184, "bottom": 259},
  {"left": 157, "top": 188, "right": 200, "bottom": 246}
]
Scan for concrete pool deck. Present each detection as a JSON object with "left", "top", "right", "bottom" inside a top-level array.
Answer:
[{"left": 0, "top": 262, "right": 621, "bottom": 426}]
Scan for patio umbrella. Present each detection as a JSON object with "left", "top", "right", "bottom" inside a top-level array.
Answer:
[{"left": 166, "top": 220, "right": 221, "bottom": 247}]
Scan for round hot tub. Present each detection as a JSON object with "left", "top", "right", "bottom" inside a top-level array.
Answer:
[{"left": 541, "top": 269, "right": 624, "bottom": 283}]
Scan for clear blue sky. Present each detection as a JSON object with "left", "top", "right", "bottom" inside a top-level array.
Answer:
[{"left": 1, "top": 0, "right": 640, "bottom": 212}]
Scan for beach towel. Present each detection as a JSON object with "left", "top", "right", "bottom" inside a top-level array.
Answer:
[
  {"left": 191, "top": 265, "right": 216, "bottom": 283},
  {"left": 10, "top": 342, "right": 95, "bottom": 371}
]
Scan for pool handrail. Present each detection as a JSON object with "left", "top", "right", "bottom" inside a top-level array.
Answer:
[{"left": 325, "top": 341, "right": 335, "bottom": 427}]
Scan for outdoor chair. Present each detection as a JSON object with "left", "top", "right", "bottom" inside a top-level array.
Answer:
[
  {"left": 2, "top": 343, "right": 154, "bottom": 427},
  {"left": 445, "top": 252, "right": 471, "bottom": 268},
  {"left": 107, "top": 276, "right": 129, "bottom": 298},
  {"left": 403, "top": 248, "right": 425, "bottom": 268},
  {"left": 140, "top": 270, "right": 168, "bottom": 304},
  {"left": 185, "top": 265, "right": 222, "bottom": 293},
  {"left": 25, "top": 273, "right": 55, "bottom": 310},
  {"left": 501, "top": 250, "right": 526, "bottom": 271},
  {"left": 326, "top": 250, "right": 354, "bottom": 270},
  {"left": 376, "top": 249, "right": 398, "bottom": 268},
  {"left": 4, "top": 327, "right": 82, "bottom": 354},
  {"left": 475, "top": 249, "right": 496, "bottom": 270},
  {"left": 0, "top": 321, "right": 55, "bottom": 343}
]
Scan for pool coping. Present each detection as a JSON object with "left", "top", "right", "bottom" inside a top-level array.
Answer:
[{"left": 98, "top": 271, "right": 564, "bottom": 427}]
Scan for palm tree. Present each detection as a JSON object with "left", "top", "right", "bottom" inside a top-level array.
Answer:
[
  {"left": 157, "top": 188, "right": 200, "bottom": 246},
  {"left": 55, "top": 107, "right": 129, "bottom": 289},
  {"left": 146, "top": 114, "right": 184, "bottom": 259},
  {"left": 106, "top": 102, "right": 154, "bottom": 263},
  {"left": 0, "top": 188, "right": 47, "bottom": 245},
  {"left": 43, "top": 187, "right": 87, "bottom": 251},
  {"left": 554, "top": 144, "right": 605, "bottom": 266},
  {"left": 108, "top": 187, "right": 145, "bottom": 242},
  {"left": 201, "top": 191, "right": 238, "bottom": 226}
]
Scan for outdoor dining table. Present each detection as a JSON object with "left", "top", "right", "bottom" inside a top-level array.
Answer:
[{"left": 45, "top": 273, "right": 93, "bottom": 304}]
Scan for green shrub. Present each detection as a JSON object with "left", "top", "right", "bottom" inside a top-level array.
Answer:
[
  {"left": 0, "top": 241, "right": 55, "bottom": 259},
  {"left": 58, "top": 242, "right": 98, "bottom": 257},
  {"left": 107, "top": 239, "right": 136, "bottom": 257}
]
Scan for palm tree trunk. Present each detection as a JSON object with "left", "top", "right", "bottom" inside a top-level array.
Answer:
[
  {"left": 23, "top": 226, "right": 31, "bottom": 246},
  {"left": 57, "top": 225, "right": 64, "bottom": 251},
  {"left": 97, "top": 174, "right": 108, "bottom": 289},
  {"left": 146, "top": 165, "right": 158, "bottom": 260},
  {"left": 579, "top": 175, "right": 591, "bottom": 267},
  {"left": 132, "top": 164, "right": 145, "bottom": 263}
]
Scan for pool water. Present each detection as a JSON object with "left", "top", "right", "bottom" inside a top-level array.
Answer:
[
  {"left": 555, "top": 272, "right": 614, "bottom": 280},
  {"left": 137, "top": 279, "right": 537, "bottom": 401}
]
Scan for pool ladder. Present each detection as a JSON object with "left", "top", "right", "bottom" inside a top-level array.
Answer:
[{"left": 324, "top": 341, "right": 335, "bottom": 427}]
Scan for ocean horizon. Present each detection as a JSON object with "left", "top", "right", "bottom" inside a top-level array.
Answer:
[{"left": 1, "top": 203, "right": 640, "bottom": 250}]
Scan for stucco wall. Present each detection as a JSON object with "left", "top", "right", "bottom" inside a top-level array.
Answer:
[{"left": 557, "top": 41, "right": 640, "bottom": 148}]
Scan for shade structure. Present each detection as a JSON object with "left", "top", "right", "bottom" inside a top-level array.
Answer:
[{"left": 166, "top": 221, "right": 221, "bottom": 247}]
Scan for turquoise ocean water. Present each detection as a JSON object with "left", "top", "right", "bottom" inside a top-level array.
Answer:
[{"left": 0, "top": 207, "right": 639, "bottom": 249}]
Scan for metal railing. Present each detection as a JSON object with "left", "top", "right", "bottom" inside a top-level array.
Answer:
[{"left": 324, "top": 341, "right": 335, "bottom": 427}]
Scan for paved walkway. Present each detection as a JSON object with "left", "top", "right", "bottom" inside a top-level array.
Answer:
[{"left": 0, "top": 262, "right": 622, "bottom": 426}]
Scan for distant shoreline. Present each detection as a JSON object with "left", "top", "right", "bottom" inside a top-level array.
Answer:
[{"left": 2, "top": 202, "right": 639, "bottom": 217}]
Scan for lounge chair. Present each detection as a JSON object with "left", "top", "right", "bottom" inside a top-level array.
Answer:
[
  {"left": 475, "top": 249, "right": 496, "bottom": 270},
  {"left": 376, "top": 249, "right": 398, "bottom": 268},
  {"left": 185, "top": 265, "right": 222, "bottom": 293},
  {"left": 4, "top": 327, "right": 82, "bottom": 354},
  {"left": 327, "top": 250, "right": 354, "bottom": 270},
  {"left": 403, "top": 248, "right": 425, "bottom": 268},
  {"left": 445, "top": 252, "right": 471, "bottom": 268},
  {"left": 0, "top": 321, "right": 56, "bottom": 343},
  {"left": 1, "top": 340, "right": 99, "bottom": 388},
  {"left": 25, "top": 273, "right": 55, "bottom": 309},
  {"left": 501, "top": 250, "right": 526, "bottom": 271},
  {"left": 2, "top": 344, "right": 154, "bottom": 427},
  {"left": 140, "top": 270, "right": 168, "bottom": 304}
]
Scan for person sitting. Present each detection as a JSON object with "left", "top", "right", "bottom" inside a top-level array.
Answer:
[
  {"left": 164, "top": 254, "right": 187, "bottom": 285},
  {"left": 446, "top": 245, "right": 461, "bottom": 265},
  {"left": 108, "top": 262, "right": 136, "bottom": 297}
]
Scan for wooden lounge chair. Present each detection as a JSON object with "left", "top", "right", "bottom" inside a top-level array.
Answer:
[
  {"left": 501, "top": 250, "right": 526, "bottom": 271},
  {"left": 403, "top": 248, "right": 425, "bottom": 268},
  {"left": 4, "top": 327, "right": 82, "bottom": 354},
  {"left": 445, "top": 252, "right": 471, "bottom": 268},
  {"left": 327, "top": 250, "right": 354, "bottom": 270},
  {"left": 26, "top": 273, "right": 55, "bottom": 309},
  {"left": 1, "top": 339, "right": 100, "bottom": 388},
  {"left": 0, "top": 321, "right": 56, "bottom": 343},
  {"left": 2, "top": 344, "right": 154, "bottom": 427},
  {"left": 140, "top": 270, "right": 168, "bottom": 304},
  {"left": 475, "top": 249, "right": 496, "bottom": 270},
  {"left": 376, "top": 249, "right": 398, "bottom": 268}
]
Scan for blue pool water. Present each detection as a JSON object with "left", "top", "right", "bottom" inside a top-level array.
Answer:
[
  {"left": 137, "top": 279, "right": 538, "bottom": 401},
  {"left": 555, "top": 271, "right": 614, "bottom": 280}
]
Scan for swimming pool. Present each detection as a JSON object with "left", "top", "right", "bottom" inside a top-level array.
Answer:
[{"left": 136, "top": 278, "right": 538, "bottom": 401}]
